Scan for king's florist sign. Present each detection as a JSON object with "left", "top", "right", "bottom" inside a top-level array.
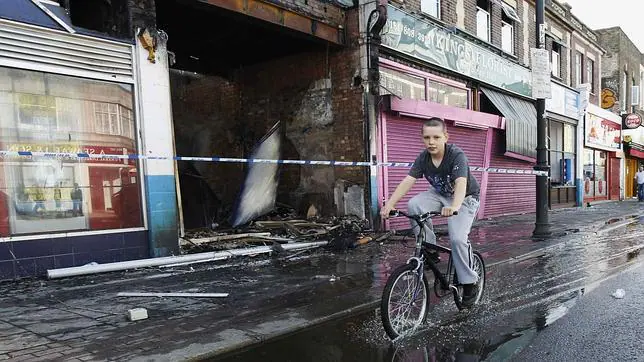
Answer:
[{"left": 382, "top": 5, "right": 532, "bottom": 98}]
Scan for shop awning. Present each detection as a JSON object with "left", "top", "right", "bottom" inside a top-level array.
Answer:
[{"left": 481, "top": 87, "right": 537, "bottom": 160}]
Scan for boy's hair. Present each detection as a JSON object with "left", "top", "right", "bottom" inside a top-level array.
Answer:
[{"left": 422, "top": 117, "right": 447, "bottom": 132}]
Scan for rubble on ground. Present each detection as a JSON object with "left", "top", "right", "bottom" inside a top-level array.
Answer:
[{"left": 180, "top": 206, "right": 390, "bottom": 254}]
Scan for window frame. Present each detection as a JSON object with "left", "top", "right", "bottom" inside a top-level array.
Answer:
[
  {"left": 574, "top": 52, "right": 583, "bottom": 86},
  {"left": 585, "top": 58, "right": 595, "bottom": 93},
  {"left": 476, "top": 0, "right": 491, "bottom": 42},
  {"left": 548, "top": 120, "right": 576, "bottom": 186},
  {"left": 551, "top": 43, "right": 561, "bottom": 79},
  {"left": 501, "top": 14, "right": 514, "bottom": 55},
  {"left": 420, "top": 0, "right": 441, "bottom": 19}
]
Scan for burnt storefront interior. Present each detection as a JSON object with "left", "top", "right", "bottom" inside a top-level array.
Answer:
[{"left": 155, "top": 0, "right": 367, "bottom": 231}]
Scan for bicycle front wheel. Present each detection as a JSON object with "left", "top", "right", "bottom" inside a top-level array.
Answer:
[{"left": 381, "top": 263, "right": 430, "bottom": 340}]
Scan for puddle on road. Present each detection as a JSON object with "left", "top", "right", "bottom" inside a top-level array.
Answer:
[
  {"left": 208, "top": 286, "right": 586, "bottom": 362},
  {"left": 208, "top": 226, "right": 644, "bottom": 362}
]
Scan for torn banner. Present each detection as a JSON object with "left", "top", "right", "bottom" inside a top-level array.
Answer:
[{"left": 231, "top": 122, "right": 282, "bottom": 227}]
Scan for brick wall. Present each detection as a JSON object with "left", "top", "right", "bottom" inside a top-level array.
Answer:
[
  {"left": 271, "top": 0, "right": 345, "bottom": 25},
  {"left": 597, "top": 27, "right": 642, "bottom": 113},
  {"left": 441, "top": 0, "right": 457, "bottom": 25},
  {"left": 128, "top": 0, "right": 156, "bottom": 34},
  {"left": 520, "top": 0, "right": 535, "bottom": 67},
  {"left": 462, "top": 0, "right": 477, "bottom": 35},
  {"left": 570, "top": 33, "right": 603, "bottom": 105}
]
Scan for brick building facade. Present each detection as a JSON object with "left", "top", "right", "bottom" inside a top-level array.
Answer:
[
  {"left": 375, "top": 0, "right": 603, "bottom": 226},
  {"left": 595, "top": 26, "right": 644, "bottom": 200}
]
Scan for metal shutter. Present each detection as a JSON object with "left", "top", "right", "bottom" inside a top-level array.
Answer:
[
  {"left": 483, "top": 130, "right": 536, "bottom": 217},
  {"left": 382, "top": 115, "right": 487, "bottom": 231},
  {"left": 0, "top": 19, "right": 133, "bottom": 83}
]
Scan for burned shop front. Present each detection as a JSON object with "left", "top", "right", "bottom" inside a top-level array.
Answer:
[{"left": 155, "top": 0, "right": 369, "bottom": 236}]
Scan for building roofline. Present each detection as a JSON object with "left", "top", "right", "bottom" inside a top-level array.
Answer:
[{"left": 595, "top": 26, "right": 644, "bottom": 55}]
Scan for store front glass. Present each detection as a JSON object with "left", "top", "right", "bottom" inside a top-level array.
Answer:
[
  {"left": 583, "top": 148, "right": 607, "bottom": 199},
  {"left": 0, "top": 67, "right": 143, "bottom": 236}
]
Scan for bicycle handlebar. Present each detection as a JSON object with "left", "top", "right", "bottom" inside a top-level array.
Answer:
[{"left": 388, "top": 209, "right": 457, "bottom": 218}]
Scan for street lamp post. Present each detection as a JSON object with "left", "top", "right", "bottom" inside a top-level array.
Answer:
[{"left": 533, "top": 0, "right": 551, "bottom": 238}]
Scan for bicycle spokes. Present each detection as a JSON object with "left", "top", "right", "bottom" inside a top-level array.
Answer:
[{"left": 387, "top": 271, "right": 427, "bottom": 335}]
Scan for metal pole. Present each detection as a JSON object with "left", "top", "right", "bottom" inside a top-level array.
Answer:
[{"left": 533, "top": 0, "right": 551, "bottom": 238}]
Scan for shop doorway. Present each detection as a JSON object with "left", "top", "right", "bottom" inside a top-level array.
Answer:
[
  {"left": 625, "top": 158, "right": 639, "bottom": 199},
  {"left": 583, "top": 149, "right": 608, "bottom": 201}
]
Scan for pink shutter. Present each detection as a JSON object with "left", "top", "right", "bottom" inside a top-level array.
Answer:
[
  {"left": 382, "top": 115, "right": 487, "bottom": 230},
  {"left": 483, "top": 131, "right": 536, "bottom": 217}
]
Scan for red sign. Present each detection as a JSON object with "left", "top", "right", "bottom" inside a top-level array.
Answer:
[{"left": 624, "top": 113, "right": 642, "bottom": 129}]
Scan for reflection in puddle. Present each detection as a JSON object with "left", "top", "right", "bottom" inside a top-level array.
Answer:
[{"left": 212, "top": 224, "right": 644, "bottom": 362}]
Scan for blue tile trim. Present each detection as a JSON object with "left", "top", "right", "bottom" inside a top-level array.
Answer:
[{"left": 144, "top": 175, "right": 179, "bottom": 257}]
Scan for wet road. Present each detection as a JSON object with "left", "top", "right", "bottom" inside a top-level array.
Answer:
[
  {"left": 210, "top": 220, "right": 644, "bottom": 362},
  {"left": 516, "top": 261, "right": 644, "bottom": 361}
]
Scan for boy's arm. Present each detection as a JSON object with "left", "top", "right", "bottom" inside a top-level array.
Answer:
[{"left": 450, "top": 177, "right": 467, "bottom": 210}]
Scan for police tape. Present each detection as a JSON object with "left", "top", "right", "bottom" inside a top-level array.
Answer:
[{"left": 0, "top": 150, "right": 549, "bottom": 176}]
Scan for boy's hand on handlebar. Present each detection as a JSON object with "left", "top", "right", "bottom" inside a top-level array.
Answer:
[
  {"left": 441, "top": 206, "right": 458, "bottom": 217},
  {"left": 380, "top": 204, "right": 394, "bottom": 219}
]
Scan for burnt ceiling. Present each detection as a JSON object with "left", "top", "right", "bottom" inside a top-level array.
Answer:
[{"left": 155, "top": 0, "right": 340, "bottom": 78}]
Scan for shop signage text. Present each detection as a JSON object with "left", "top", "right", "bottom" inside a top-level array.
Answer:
[
  {"left": 623, "top": 113, "right": 642, "bottom": 129},
  {"left": 585, "top": 113, "right": 622, "bottom": 151},
  {"left": 546, "top": 83, "right": 579, "bottom": 119},
  {"left": 381, "top": 5, "right": 532, "bottom": 97},
  {"left": 530, "top": 48, "right": 552, "bottom": 99}
]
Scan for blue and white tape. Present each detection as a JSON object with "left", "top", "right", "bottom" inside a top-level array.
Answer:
[{"left": 0, "top": 151, "right": 549, "bottom": 176}]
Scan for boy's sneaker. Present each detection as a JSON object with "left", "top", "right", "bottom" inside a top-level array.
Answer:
[{"left": 461, "top": 283, "right": 479, "bottom": 307}]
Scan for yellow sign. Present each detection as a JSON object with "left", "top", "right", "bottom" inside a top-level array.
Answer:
[{"left": 601, "top": 88, "right": 616, "bottom": 109}]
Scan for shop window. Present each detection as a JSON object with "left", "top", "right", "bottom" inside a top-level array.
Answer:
[
  {"left": 379, "top": 67, "right": 427, "bottom": 101},
  {"left": 427, "top": 80, "right": 468, "bottom": 109},
  {"left": 549, "top": 121, "right": 575, "bottom": 186},
  {"left": 379, "top": 65, "right": 469, "bottom": 108},
  {"left": 501, "top": 13, "right": 514, "bottom": 55},
  {"left": 476, "top": 0, "right": 490, "bottom": 42},
  {"left": 0, "top": 67, "right": 143, "bottom": 237},
  {"left": 421, "top": 0, "right": 440, "bottom": 18},
  {"left": 583, "top": 149, "right": 607, "bottom": 198}
]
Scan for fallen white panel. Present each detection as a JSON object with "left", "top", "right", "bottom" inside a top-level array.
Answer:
[
  {"left": 47, "top": 241, "right": 328, "bottom": 279},
  {"left": 118, "top": 292, "right": 229, "bottom": 298}
]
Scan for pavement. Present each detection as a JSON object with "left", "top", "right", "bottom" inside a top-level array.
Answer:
[{"left": 0, "top": 200, "right": 642, "bottom": 361}]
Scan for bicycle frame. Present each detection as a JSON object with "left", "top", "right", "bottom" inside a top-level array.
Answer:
[{"left": 392, "top": 210, "right": 460, "bottom": 297}]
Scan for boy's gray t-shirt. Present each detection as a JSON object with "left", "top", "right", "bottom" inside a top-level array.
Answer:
[{"left": 408, "top": 144, "right": 480, "bottom": 199}]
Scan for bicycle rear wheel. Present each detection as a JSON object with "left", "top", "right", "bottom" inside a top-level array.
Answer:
[{"left": 381, "top": 263, "right": 430, "bottom": 339}]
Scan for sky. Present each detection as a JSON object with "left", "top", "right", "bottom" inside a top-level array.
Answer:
[{"left": 563, "top": 0, "right": 644, "bottom": 51}]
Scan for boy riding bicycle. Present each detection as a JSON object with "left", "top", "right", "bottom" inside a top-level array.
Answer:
[{"left": 380, "top": 117, "right": 481, "bottom": 306}]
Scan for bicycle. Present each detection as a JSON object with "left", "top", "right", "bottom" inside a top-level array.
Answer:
[{"left": 380, "top": 209, "right": 486, "bottom": 340}]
